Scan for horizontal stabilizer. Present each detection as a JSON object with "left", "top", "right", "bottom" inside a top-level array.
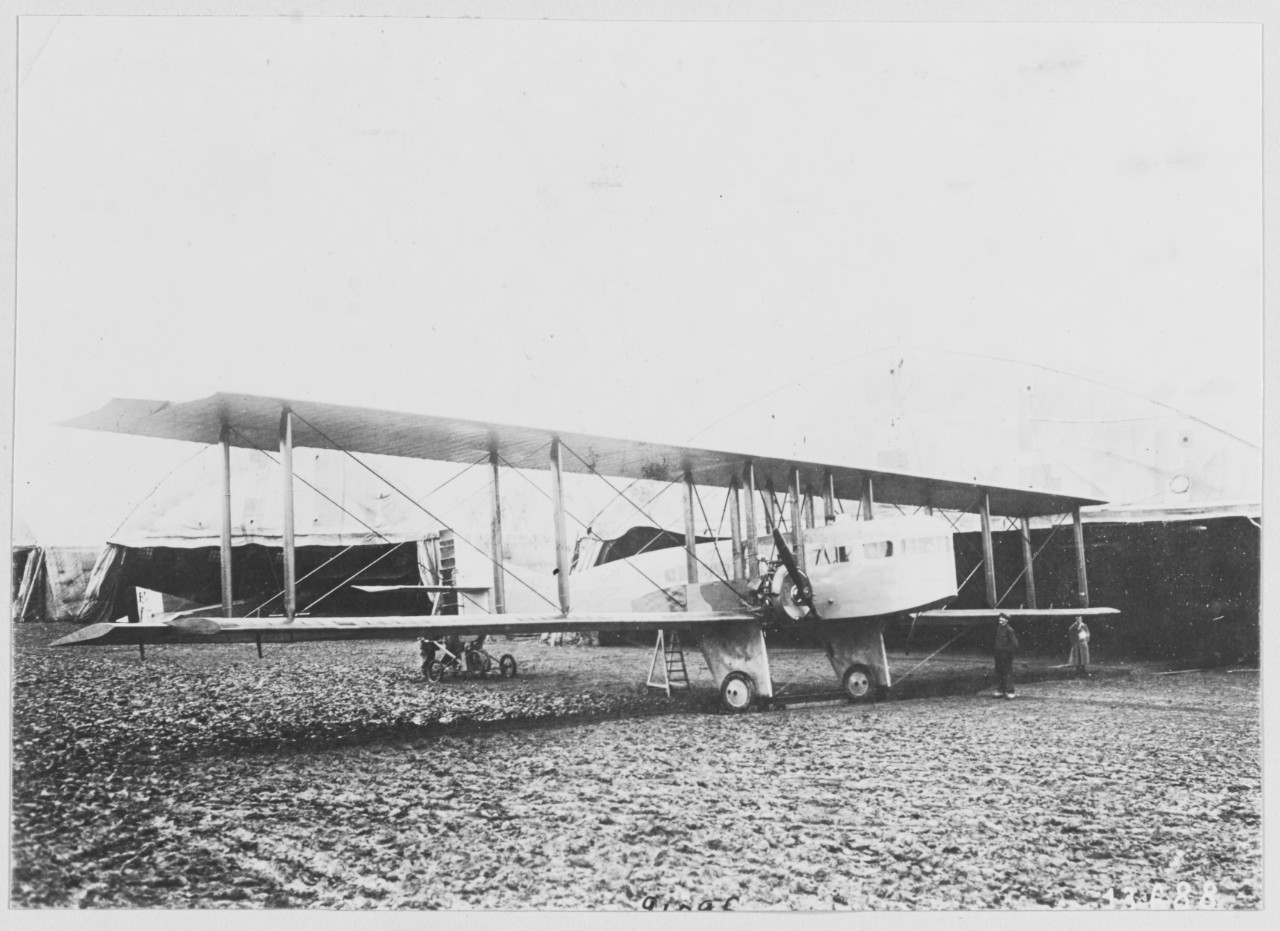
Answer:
[{"left": 352, "top": 584, "right": 491, "bottom": 594}]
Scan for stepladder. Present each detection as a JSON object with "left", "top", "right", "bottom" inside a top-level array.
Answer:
[{"left": 646, "top": 629, "right": 690, "bottom": 696}]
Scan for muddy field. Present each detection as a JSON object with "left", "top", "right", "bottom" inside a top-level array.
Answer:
[{"left": 10, "top": 623, "right": 1261, "bottom": 909}]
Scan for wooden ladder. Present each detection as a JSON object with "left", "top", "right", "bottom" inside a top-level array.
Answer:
[
  {"left": 646, "top": 630, "right": 690, "bottom": 696},
  {"left": 439, "top": 531, "right": 458, "bottom": 614}
]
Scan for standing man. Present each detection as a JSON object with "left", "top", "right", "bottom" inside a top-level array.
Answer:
[
  {"left": 993, "top": 613, "right": 1019, "bottom": 699},
  {"left": 1068, "top": 616, "right": 1091, "bottom": 674}
]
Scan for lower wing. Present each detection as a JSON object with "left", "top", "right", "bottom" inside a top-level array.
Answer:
[
  {"left": 907, "top": 607, "right": 1121, "bottom": 627},
  {"left": 50, "top": 610, "right": 762, "bottom": 647}
]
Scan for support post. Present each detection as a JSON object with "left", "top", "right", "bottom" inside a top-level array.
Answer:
[
  {"left": 1073, "top": 506, "right": 1090, "bottom": 608},
  {"left": 979, "top": 491, "right": 997, "bottom": 609},
  {"left": 729, "top": 479, "right": 744, "bottom": 580},
  {"left": 743, "top": 463, "right": 759, "bottom": 577},
  {"left": 1020, "top": 516, "right": 1038, "bottom": 609},
  {"left": 279, "top": 409, "right": 297, "bottom": 620},
  {"left": 823, "top": 472, "right": 836, "bottom": 524},
  {"left": 683, "top": 469, "right": 699, "bottom": 585},
  {"left": 489, "top": 446, "right": 507, "bottom": 614},
  {"left": 764, "top": 480, "right": 777, "bottom": 532},
  {"left": 790, "top": 468, "right": 805, "bottom": 568},
  {"left": 803, "top": 487, "right": 815, "bottom": 530},
  {"left": 219, "top": 424, "right": 234, "bottom": 618},
  {"left": 549, "top": 438, "right": 570, "bottom": 615},
  {"left": 860, "top": 475, "right": 875, "bottom": 520}
]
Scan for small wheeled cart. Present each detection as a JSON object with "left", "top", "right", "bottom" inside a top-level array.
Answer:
[{"left": 419, "top": 635, "right": 517, "bottom": 683}]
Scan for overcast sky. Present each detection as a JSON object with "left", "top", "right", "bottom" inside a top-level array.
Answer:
[{"left": 9, "top": 13, "right": 1264, "bottom": 542}]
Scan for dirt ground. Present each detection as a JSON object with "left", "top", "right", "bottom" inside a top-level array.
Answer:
[{"left": 10, "top": 623, "right": 1261, "bottom": 910}]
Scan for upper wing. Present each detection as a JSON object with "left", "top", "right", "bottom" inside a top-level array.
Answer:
[
  {"left": 61, "top": 393, "right": 1105, "bottom": 517},
  {"left": 49, "top": 610, "right": 760, "bottom": 647},
  {"left": 907, "top": 607, "right": 1122, "bottom": 627}
]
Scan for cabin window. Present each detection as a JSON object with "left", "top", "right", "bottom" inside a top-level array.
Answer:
[
  {"left": 863, "top": 540, "right": 894, "bottom": 559},
  {"left": 902, "top": 536, "right": 947, "bottom": 556}
]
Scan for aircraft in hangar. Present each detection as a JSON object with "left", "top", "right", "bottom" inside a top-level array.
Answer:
[{"left": 51, "top": 393, "right": 1119, "bottom": 712}]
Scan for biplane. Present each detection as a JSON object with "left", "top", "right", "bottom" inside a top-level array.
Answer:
[{"left": 51, "top": 393, "right": 1119, "bottom": 711}]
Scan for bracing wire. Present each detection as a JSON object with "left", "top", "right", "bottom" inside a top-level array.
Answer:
[
  {"left": 559, "top": 440, "right": 756, "bottom": 611},
  {"left": 300, "top": 542, "right": 410, "bottom": 614},
  {"left": 995, "top": 513, "right": 1070, "bottom": 607},
  {"left": 229, "top": 425, "right": 408, "bottom": 617},
  {"left": 693, "top": 483, "right": 731, "bottom": 581},
  {"left": 285, "top": 409, "right": 561, "bottom": 612},
  {"left": 497, "top": 451, "right": 687, "bottom": 610}
]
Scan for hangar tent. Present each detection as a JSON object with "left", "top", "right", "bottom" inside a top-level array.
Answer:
[
  {"left": 78, "top": 445, "right": 443, "bottom": 624},
  {"left": 11, "top": 513, "right": 101, "bottom": 622}
]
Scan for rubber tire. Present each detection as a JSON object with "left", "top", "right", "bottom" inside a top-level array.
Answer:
[
  {"left": 720, "top": 671, "right": 756, "bottom": 713},
  {"left": 499, "top": 654, "right": 517, "bottom": 678},
  {"left": 465, "top": 650, "right": 485, "bottom": 675},
  {"left": 482, "top": 654, "right": 494, "bottom": 675},
  {"left": 842, "top": 663, "right": 874, "bottom": 702},
  {"left": 425, "top": 660, "right": 445, "bottom": 683}
]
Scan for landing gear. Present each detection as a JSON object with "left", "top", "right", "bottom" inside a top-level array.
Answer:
[
  {"left": 419, "top": 637, "right": 516, "bottom": 683},
  {"left": 720, "top": 671, "right": 757, "bottom": 713},
  {"left": 842, "top": 663, "right": 874, "bottom": 702}
]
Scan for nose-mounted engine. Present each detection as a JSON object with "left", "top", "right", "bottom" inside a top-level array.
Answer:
[{"left": 749, "top": 528, "right": 821, "bottom": 622}]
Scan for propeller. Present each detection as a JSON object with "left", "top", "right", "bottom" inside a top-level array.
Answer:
[{"left": 771, "top": 528, "right": 820, "bottom": 620}]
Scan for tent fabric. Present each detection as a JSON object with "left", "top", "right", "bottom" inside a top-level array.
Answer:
[
  {"left": 77, "top": 541, "right": 427, "bottom": 625},
  {"left": 11, "top": 545, "right": 101, "bottom": 622}
]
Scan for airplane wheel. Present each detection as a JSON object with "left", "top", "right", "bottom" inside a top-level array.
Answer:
[
  {"left": 425, "top": 660, "right": 445, "bottom": 683},
  {"left": 499, "top": 654, "right": 517, "bottom": 678},
  {"left": 842, "top": 664, "right": 874, "bottom": 702},
  {"left": 720, "top": 671, "right": 756, "bottom": 713},
  {"left": 465, "top": 650, "right": 485, "bottom": 675}
]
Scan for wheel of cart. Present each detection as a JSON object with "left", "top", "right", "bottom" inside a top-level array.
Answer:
[{"left": 499, "top": 654, "right": 517, "bottom": 678}]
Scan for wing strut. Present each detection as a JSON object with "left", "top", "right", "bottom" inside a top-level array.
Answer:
[
  {"left": 489, "top": 445, "right": 506, "bottom": 614},
  {"left": 743, "top": 462, "right": 759, "bottom": 574},
  {"left": 979, "top": 491, "right": 997, "bottom": 609},
  {"left": 790, "top": 467, "right": 805, "bottom": 568},
  {"left": 280, "top": 409, "right": 297, "bottom": 620},
  {"left": 1019, "top": 516, "right": 1038, "bottom": 609},
  {"left": 729, "top": 478, "right": 745, "bottom": 580},
  {"left": 219, "top": 424, "right": 234, "bottom": 618},
  {"left": 683, "top": 470, "right": 699, "bottom": 585},
  {"left": 550, "top": 437, "right": 571, "bottom": 615},
  {"left": 1072, "top": 505, "right": 1090, "bottom": 608}
]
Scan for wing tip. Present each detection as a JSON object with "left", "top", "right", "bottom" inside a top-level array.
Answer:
[{"left": 49, "top": 623, "right": 119, "bottom": 647}]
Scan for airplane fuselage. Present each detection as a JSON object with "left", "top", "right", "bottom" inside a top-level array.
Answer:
[{"left": 570, "top": 514, "right": 957, "bottom": 622}]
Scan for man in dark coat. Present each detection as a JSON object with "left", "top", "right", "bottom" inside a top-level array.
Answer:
[{"left": 993, "top": 613, "right": 1019, "bottom": 699}]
